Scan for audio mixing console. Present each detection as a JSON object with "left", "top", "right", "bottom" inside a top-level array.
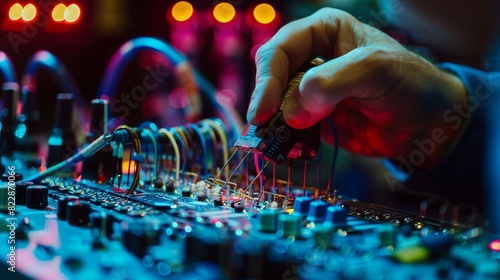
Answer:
[{"left": 0, "top": 37, "right": 499, "bottom": 280}]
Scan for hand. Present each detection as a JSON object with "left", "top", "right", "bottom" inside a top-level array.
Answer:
[{"left": 247, "top": 8, "right": 467, "bottom": 169}]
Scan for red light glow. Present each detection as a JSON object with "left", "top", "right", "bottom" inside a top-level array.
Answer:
[{"left": 490, "top": 240, "right": 500, "bottom": 251}]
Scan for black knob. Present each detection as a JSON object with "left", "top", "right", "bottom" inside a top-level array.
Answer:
[
  {"left": 184, "top": 232, "right": 232, "bottom": 266},
  {"left": 122, "top": 222, "right": 160, "bottom": 258},
  {"left": 15, "top": 182, "right": 33, "bottom": 205},
  {"left": 90, "top": 211, "right": 115, "bottom": 239},
  {"left": 89, "top": 99, "right": 108, "bottom": 135},
  {"left": 57, "top": 195, "right": 79, "bottom": 220},
  {"left": 165, "top": 181, "right": 175, "bottom": 193},
  {"left": 25, "top": 185, "right": 48, "bottom": 209},
  {"left": 181, "top": 190, "right": 192, "bottom": 197},
  {"left": 67, "top": 200, "right": 91, "bottom": 226},
  {"left": 153, "top": 178, "right": 164, "bottom": 189},
  {"left": 214, "top": 199, "right": 224, "bottom": 206}
]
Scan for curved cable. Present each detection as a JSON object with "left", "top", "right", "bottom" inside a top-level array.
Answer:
[
  {"left": 158, "top": 128, "right": 180, "bottom": 181},
  {"left": 188, "top": 123, "right": 209, "bottom": 177},
  {"left": 179, "top": 125, "right": 194, "bottom": 168},
  {"left": 0, "top": 51, "right": 17, "bottom": 83},
  {"left": 21, "top": 50, "right": 89, "bottom": 131},
  {"left": 141, "top": 128, "right": 158, "bottom": 182},
  {"left": 113, "top": 125, "right": 142, "bottom": 195},
  {"left": 199, "top": 121, "right": 218, "bottom": 172},
  {"left": 23, "top": 134, "right": 109, "bottom": 182},
  {"left": 96, "top": 37, "right": 241, "bottom": 143},
  {"left": 202, "top": 118, "right": 229, "bottom": 179},
  {"left": 170, "top": 127, "right": 188, "bottom": 180},
  {"left": 138, "top": 121, "right": 159, "bottom": 131}
]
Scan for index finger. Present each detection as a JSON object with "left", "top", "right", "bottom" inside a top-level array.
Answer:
[{"left": 246, "top": 8, "right": 353, "bottom": 125}]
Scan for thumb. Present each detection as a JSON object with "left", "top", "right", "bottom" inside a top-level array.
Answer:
[{"left": 282, "top": 47, "right": 387, "bottom": 128}]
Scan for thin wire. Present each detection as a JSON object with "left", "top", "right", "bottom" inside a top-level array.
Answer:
[
  {"left": 179, "top": 125, "right": 194, "bottom": 169},
  {"left": 127, "top": 143, "right": 132, "bottom": 186},
  {"left": 188, "top": 123, "right": 209, "bottom": 177},
  {"left": 260, "top": 154, "right": 265, "bottom": 192},
  {"left": 317, "top": 143, "right": 323, "bottom": 189},
  {"left": 326, "top": 118, "right": 339, "bottom": 194},
  {"left": 141, "top": 128, "right": 158, "bottom": 181},
  {"left": 245, "top": 160, "right": 270, "bottom": 193},
  {"left": 208, "top": 148, "right": 239, "bottom": 188},
  {"left": 202, "top": 119, "right": 229, "bottom": 179},
  {"left": 302, "top": 161, "right": 308, "bottom": 196},
  {"left": 199, "top": 121, "right": 218, "bottom": 174},
  {"left": 170, "top": 127, "right": 188, "bottom": 180},
  {"left": 220, "top": 149, "right": 252, "bottom": 190},
  {"left": 110, "top": 142, "right": 118, "bottom": 186},
  {"left": 158, "top": 128, "right": 180, "bottom": 181},
  {"left": 118, "top": 143, "right": 124, "bottom": 187},
  {"left": 114, "top": 125, "right": 142, "bottom": 195},
  {"left": 287, "top": 159, "right": 291, "bottom": 196}
]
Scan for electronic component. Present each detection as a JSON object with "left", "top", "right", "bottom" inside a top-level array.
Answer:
[
  {"left": 1, "top": 36, "right": 497, "bottom": 280},
  {"left": 25, "top": 185, "right": 48, "bottom": 209},
  {"left": 47, "top": 93, "right": 77, "bottom": 171},
  {"left": 235, "top": 58, "right": 324, "bottom": 164},
  {"left": 82, "top": 99, "right": 113, "bottom": 182}
]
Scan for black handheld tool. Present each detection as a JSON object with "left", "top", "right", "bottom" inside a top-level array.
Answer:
[{"left": 235, "top": 57, "right": 324, "bottom": 164}]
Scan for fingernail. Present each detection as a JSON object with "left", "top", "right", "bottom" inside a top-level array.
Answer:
[{"left": 283, "top": 101, "right": 312, "bottom": 128}]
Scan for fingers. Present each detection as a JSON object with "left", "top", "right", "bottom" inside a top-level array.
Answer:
[
  {"left": 247, "top": 47, "right": 288, "bottom": 125},
  {"left": 282, "top": 47, "right": 391, "bottom": 128},
  {"left": 247, "top": 8, "right": 350, "bottom": 125}
]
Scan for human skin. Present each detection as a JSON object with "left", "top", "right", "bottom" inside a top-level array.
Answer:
[{"left": 247, "top": 8, "right": 467, "bottom": 170}]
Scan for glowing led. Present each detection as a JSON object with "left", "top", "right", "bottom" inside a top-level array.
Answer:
[
  {"left": 52, "top": 4, "right": 66, "bottom": 22},
  {"left": 9, "top": 3, "right": 23, "bottom": 21},
  {"left": 490, "top": 240, "right": 500, "bottom": 251},
  {"left": 171, "top": 1, "right": 193, "bottom": 22},
  {"left": 21, "top": 4, "right": 37, "bottom": 22},
  {"left": 253, "top": 3, "right": 275, "bottom": 24},
  {"left": 64, "top": 4, "right": 81, "bottom": 23},
  {"left": 213, "top": 2, "right": 235, "bottom": 23}
]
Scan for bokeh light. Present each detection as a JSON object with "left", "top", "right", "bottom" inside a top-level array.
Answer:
[
  {"left": 9, "top": 3, "right": 23, "bottom": 21},
  {"left": 490, "top": 240, "right": 500, "bottom": 251},
  {"left": 21, "top": 3, "right": 37, "bottom": 22},
  {"left": 253, "top": 3, "right": 275, "bottom": 24},
  {"left": 52, "top": 4, "right": 66, "bottom": 22},
  {"left": 213, "top": 3, "right": 236, "bottom": 23},
  {"left": 171, "top": 1, "right": 194, "bottom": 22},
  {"left": 64, "top": 4, "right": 81, "bottom": 23}
]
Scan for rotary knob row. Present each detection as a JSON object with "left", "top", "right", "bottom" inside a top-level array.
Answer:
[{"left": 0, "top": 182, "right": 50, "bottom": 211}]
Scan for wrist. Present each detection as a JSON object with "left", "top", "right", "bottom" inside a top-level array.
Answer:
[{"left": 398, "top": 68, "right": 468, "bottom": 171}]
